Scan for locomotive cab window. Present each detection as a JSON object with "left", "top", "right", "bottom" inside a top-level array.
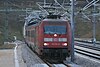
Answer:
[{"left": 44, "top": 25, "right": 67, "bottom": 34}]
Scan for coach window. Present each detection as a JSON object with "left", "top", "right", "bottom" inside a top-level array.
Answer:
[
  {"left": 25, "top": 31, "right": 27, "bottom": 36},
  {"left": 27, "top": 31, "right": 30, "bottom": 37},
  {"left": 31, "top": 30, "right": 35, "bottom": 37}
]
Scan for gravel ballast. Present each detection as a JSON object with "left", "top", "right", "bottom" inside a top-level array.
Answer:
[{"left": 74, "top": 53, "right": 100, "bottom": 67}]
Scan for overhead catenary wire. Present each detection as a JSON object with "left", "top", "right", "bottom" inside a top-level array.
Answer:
[
  {"left": 75, "top": 0, "right": 99, "bottom": 21},
  {"left": 82, "top": 0, "right": 99, "bottom": 11},
  {"left": 86, "top": 0, "right": 90, "bottom": 3},
  {"left": 36, "top": 2, "right": 49, "bottom": 15}
]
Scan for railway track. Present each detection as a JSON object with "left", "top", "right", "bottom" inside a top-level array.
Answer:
[
  {"left": 75, "top": 39, "right": 100, "bottom": 45},
  {"left": 75, "top": 45, "right": 100, "bottom": 60},
  {"left": 25, "top": 44, "right": 70, "bottom": 67},
  {"left": 75, "top": 38, "right": 100, "bottom": 60},
  {"left": 43, "top": 58, "right": 71, "bottom": 67},
  {"left": 44, "top": 61, "right": 68, "bottom": 67},
  {"left": 75, "top": 40, "right": 100, "bottom": 51}
]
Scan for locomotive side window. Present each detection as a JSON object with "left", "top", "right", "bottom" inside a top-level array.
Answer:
[{"left": 44, "top": 26, "right": 66, "bottom": 34}]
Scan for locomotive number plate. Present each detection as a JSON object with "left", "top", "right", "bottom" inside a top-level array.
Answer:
[{"left": 51, "top": 43, "right": 60, "bottom": 45}]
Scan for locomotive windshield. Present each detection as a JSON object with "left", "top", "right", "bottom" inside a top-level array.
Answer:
[{"left": 44, "top": 25, "right": 66, "bottom": 34}]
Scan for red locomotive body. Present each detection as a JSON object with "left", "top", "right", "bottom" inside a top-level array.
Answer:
[{"left": 25, "top": 15, "right": 71, "bottom": 60}]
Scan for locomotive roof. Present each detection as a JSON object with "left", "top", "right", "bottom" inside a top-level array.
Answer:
[
  {"left": 43, "top": 19, "right": 68, "bottom": 22},
  {"left": 26, "top": 21, "right": 39, "bottom": 27}
]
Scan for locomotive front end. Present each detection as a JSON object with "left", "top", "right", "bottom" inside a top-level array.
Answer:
[{"left": 41, "top": 19, "right": 71, "bottom": 60}]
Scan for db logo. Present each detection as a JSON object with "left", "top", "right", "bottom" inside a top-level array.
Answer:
[{"left": 53, "top": 38, "right": 58, "bottom": 41}]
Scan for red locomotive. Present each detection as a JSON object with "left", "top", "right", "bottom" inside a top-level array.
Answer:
[{"left": 24, "top": 14, "right": 71, "bottom": 60}]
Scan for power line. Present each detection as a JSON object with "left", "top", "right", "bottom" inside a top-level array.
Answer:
[{"left": 0, "top": 9, "right": 32, "bottom": 12}]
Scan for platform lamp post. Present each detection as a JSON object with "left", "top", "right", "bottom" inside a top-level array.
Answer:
[{"left": 70, "top": 0, "right": 75, "bottom": 62}]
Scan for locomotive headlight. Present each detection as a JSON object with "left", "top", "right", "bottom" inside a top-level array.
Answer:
[
  {"left": 44, "top": 43, "right": 49, "bottom": 46},
  {"left": 59, "top": 38, "right": 67, "bottom": 42},
  {"left": 54, "top": 34, "right": 57, "bottom": 37},
  {"left": 44, "top": 38, "right": 53, "bottom": 41},
  {"left": 62, "top": 43, "right": 68, "bottom": 46}
]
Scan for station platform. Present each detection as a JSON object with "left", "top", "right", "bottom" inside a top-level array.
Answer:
[
  {"left": 0, "top": 49, "right": 15, "bottom": 67},
  {"left": 0, "top": 46, "right": 26, "bottom": 67}
]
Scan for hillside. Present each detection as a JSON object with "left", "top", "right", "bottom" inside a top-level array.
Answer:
[
  {"left": 75, "top": 17, "right": 100, "bottom": 40},
  {"left": 0, "top": 0, "right": 100, "bottom": 45}
]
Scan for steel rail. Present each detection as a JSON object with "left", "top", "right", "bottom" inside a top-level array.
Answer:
[
  {"left": 75, "top": 48, "right": 100, "bottom": 60},
  {"left": 75, "top": 39, "right": 100, "bottom": 44},
  {"left": 75, "top": 42, "right": 100, "bottom": 51}
]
